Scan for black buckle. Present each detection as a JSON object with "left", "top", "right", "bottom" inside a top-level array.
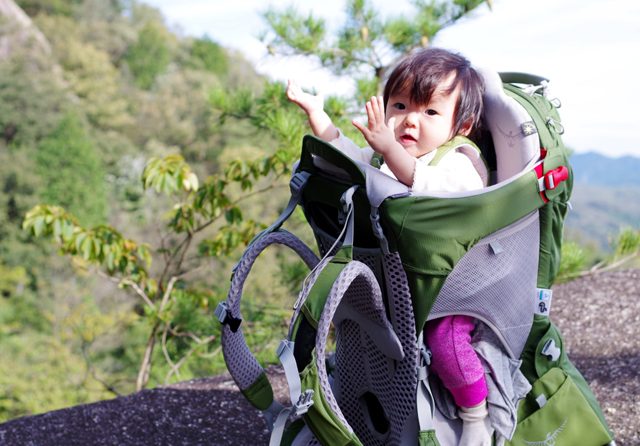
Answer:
[{"left": 215, "top": 302, "right": 242, "bottom": 332}]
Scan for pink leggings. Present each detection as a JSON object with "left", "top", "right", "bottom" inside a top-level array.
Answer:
[{"left": 425, "top": 315, "right": 488, "bottom": 408}]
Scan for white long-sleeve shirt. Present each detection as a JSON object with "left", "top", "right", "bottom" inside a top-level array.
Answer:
[{"left": 330, "top": 131, "right": 488, "bottom": 192}]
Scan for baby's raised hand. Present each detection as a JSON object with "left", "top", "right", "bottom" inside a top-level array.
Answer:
[
  {"left": 352, "top": 96, "right": 398, "bottom": 155},
  {"left": 286, "top": 80, "right": 324, "bottom": 116}
]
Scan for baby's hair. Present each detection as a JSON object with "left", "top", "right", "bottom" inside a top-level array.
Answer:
[{"left": 383, "top": 47, "right": 484, "bottom": 139}]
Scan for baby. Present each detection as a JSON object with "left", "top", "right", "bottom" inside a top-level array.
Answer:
[{"left": 288, "top": 47, "right": 493, "bottom": 446}]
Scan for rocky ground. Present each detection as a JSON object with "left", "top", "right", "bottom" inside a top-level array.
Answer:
[{"left": 0, "top": 270, "right": 638, "bottom": 445}]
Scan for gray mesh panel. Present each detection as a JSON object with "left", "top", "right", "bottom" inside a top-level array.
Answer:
[
  {"left": 334, "top": 253, "right": 418, "bottom": 446},
  {"left": 316, "top": 261, "right": 390, "bottom": 432},
  {"left": 430, "top": 211, "right": 540, "bottom": 358},
  {"left": 222, "top": 230, "right": 318, "bottom": 390}
]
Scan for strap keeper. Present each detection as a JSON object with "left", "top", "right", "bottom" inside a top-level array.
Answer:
[
  {"left": 370, "top": 207, "right": 391, "bottom": 255},
  {"left": 215, "top": 301, "right": 242, "bottom": 332},
  {"left": 290, "top": 171, "right": 311, "bottom": 197}
]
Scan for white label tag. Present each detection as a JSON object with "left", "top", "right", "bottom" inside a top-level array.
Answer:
[{"left": 535, "top": 288, "right": 553, "bottom": 316}]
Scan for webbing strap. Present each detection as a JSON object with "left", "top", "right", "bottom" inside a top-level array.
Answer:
[
  {"left": 232, "top": 171, "right": 311, "bottom": 277},
  {"left": 292, "top": 185, "right": 358, "bottom": 316},
  {"left": 270, "top": 340, "right": 316, "bottom": 446},
  {"left": 416, "top": 339, "right": 436, "bottom": 433},
  {"left": 277, "top": 340, "right": 302, "bottom": 407},
  {"left": 370, "top": 207, "right": 390, "bottom": 255},
  {"left": 269, "top": 407, "right": 293, "bottom": 446}
]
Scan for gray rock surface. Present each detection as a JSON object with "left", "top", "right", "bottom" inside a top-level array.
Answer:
[{"left": 1, "top": 270, "right": 638, "bottom": 445}]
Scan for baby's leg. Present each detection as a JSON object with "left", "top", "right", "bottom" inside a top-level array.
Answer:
[
  {"left": 426, "top": 315, "right": 493, "bottom": 446},
  {"left": 424, "top": 315, "right": 487, "bottom": 407}
]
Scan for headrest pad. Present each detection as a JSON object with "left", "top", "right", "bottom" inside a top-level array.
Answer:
[{"left": 478, "top": 68, "right": 539, "bottom": 183}]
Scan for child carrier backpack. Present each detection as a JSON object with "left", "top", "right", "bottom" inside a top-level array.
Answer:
[{"left": 215, "top": 70, "right": 616, "bottom": 445}]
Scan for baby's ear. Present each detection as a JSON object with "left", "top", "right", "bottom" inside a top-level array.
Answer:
[{"left": 459, "top": 119, "right": 474, "bottom": 136}]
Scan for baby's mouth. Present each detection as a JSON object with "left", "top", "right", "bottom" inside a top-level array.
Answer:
[{"left": 399, "top": 134, "right": 417, "bottom": 144}]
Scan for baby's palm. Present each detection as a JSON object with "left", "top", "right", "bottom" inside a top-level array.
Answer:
[
  {"left": 286, "top": 80, "right": 323, "bottom": 115},
  {"left": 353, "top": 96, "right": 398, "bottom": 156}
]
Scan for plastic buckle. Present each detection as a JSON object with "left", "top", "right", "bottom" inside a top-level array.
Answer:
[
  {"left": 541, "top": 338, "right": 561, "bottom": 361},
  {"left": 294, "top": 390, "right": 314, "bottom": 416},
  {"left": 544, "top": 166, "right": 569, "bottom": 190},
  {"left": 215, "top": 301, "right": 242, "bottom": 332}
]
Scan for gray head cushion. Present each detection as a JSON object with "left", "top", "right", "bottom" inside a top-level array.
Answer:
[{"left": 478, "top": 68, "right": 539, "bottom": 183}]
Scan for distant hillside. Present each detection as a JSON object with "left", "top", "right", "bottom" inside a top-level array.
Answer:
[
  {"left": 570, "top": 152, "right": 640, "bottom": 187},
  {"left": 565, "top": 152, "right": 640, "bottom": 250}
]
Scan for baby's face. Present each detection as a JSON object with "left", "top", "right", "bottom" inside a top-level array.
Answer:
[{"left": 386, "top": 74, "right": 463, "bottom": 158}]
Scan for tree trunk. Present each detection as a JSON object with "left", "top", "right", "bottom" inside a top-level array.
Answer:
[{"left": 136, "top": 321, "right": 160, "bottom": 391}]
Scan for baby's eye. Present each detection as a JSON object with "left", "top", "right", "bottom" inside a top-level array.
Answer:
[
  {"left": 426, "top": 109, "right": 438, "bottom": 116},
  {"left": 392, "top": 102, "right": 406, "bottom": 110}
]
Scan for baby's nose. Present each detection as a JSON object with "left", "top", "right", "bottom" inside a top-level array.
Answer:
[{"left": 403, "top": 112, "right": 419, "bottom": 127}]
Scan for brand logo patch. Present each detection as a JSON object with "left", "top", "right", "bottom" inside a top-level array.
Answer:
[
  {"left": 521, "top": 121, "right": 538, "bottom": 136},
  {"left": 535, "top": 288, "right": 553, "bottom": 316},
  {"left": 524, "top": 419, "right": 567, "bottom": 446}
]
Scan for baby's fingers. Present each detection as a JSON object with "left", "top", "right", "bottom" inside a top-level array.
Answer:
[
  {"left": 352, "top": 119, "right": 371, "bottom": 139},
  {"left": 286, "top": 79, "right": 299, "bottom": 99},
  {"left": 371, "top": 96, "right": 385, "bottom": 121},
  {"left": 365, "top": 100, "right": 377, "bottom": 128}
]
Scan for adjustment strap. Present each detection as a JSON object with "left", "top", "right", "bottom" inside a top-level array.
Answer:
[
  {"left": 416, "top": 340, "right": 436, "bottom": 432},
  {"left": 232, "top": 171, "right": 311, "bottom": 277},
  {"left": 269, "top": 407, "right": 293, "bottom": 446},
  {"left": 269, "top": 340, "right": 315, "bottom": 446},
  {"left": 277, "top": 340, "right": 302, "bottom": 407}
]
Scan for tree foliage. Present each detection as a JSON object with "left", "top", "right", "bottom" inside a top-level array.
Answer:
[
  {"left": 35, "top": 113, "right": 107, "bottom": 226},
  {"left": 189, "top": 36, "right": 229, "bottom": 76},
  {"left": 125, "top": 21, "right": 172, "bottom": 90},
  {"left": 262, "top": 0, "right": 490, "bottom": 98}
]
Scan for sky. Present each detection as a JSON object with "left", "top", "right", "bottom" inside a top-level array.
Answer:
[{"left": 144, "top": 0, "right": 640, "bottom": 158}]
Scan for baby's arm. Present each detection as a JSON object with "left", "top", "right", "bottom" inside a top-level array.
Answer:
[
  {"left": 352, "top": 96, "right": 415, "bottom": 186},
  {"left": 286, "top": 80, "right": 339, "bottom": 142}
]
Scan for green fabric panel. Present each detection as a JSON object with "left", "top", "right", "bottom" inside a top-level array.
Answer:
[
  {"left": 381, "top": 173, "right": 544, "bottom": 331},
  {"left": 508, "top": 368, "right": 613, "bottom": 445},
  {"left": 428, "top": 135, "right": 479, "bottom": 166},
  {"left": 300, "top": 351, "right": 363, "bottom": 446},
  {"left": 302, "top": 259, "right": 349, "bottom": 329},
  {"left": 240, "top": 372, "right": 273, "bottom": 411},
  {"left": 537, "top": 201, "right": 569, "bottom": 288},
  {"left": 418, "top": 430, "right": 441, "bottom": 446},
  {"left": 405, "top": 273, "right": 447, "bottom": 335},
  {"left": 519, "top": 316, "right": 614, "bottom": 439},
  {"left": 519, "top": 315, "right": 552, "bottom": 384}
]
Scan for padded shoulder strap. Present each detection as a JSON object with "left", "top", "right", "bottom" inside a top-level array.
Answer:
[
  {"left": 428, "top": 135, "right": 481, "bottom": 167},
  {"left": 219, "top": 230, "right": 318, "bottom": 412}
]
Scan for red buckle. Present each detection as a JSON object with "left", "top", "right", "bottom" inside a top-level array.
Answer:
[
  {"left": 533, "top": 148, "right": 569, "bottom": 203},
  {"left": 544, "top": 166, "right": 569, "bottom": 190}
]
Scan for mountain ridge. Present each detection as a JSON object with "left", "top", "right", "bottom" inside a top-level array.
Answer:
[{"left": 570, "top": 151, "right": 640, "bottom": 187}]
